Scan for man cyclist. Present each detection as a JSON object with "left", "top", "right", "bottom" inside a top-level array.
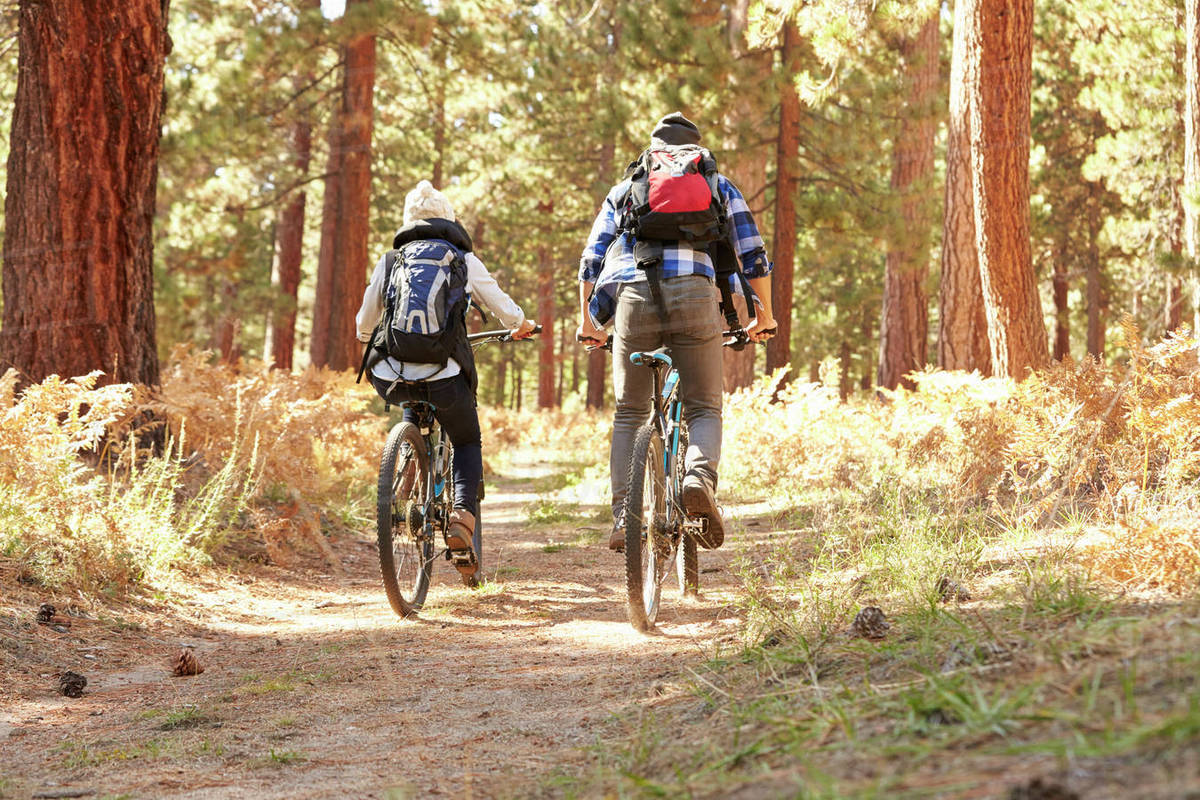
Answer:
[{"left": 576, "top": 112, "right": 775, "bottom": 553}]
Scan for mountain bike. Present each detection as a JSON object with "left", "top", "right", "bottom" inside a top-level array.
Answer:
[
  {"left": 623, "top": 328, "right": 761, "bottom": 632},
  {"left": 377, "top": 326, "right": 538, "bottom": 618}
]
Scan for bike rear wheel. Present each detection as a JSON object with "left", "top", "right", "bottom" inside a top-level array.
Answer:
[
  {"left": 671, "top": 424, "right": 699, "bottom": 596},
  {"left": 625, "top": 422, "right": 673, "bottom": 631},
  {"left": 378, "top": 422, "right": 433, "bottom": 616}
]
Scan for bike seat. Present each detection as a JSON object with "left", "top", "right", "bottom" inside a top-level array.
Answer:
[{"left": 630, "top": 347, "right": 672, "bottom": 368}]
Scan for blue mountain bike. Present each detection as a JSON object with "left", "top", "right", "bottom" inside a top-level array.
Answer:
[
  {"left": 376, "top": 327, "right": 537, "bottom": 617},
  {"left": 623, "top": 328, "right": 754, "bottom": 631}
]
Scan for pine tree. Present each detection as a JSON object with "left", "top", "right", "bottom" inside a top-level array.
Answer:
[
  {"left": 311, "top": 0, "right": 376, "bottom": 371},
  {"left": 1, "top": 0, "right": 169, "bottom": 385},
  {"left": 877, "top": 11, "right": 938, "bottom": 390},
  {"left": 938, "top": 0, "right": 989, "bottom": 374},
  {"left": 966, "top": 0, "right": 1047, "bottom": 378}
]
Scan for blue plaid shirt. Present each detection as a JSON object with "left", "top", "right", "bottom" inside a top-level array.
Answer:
[{"left": 578, "top": 174, "right": 771, "bottom": 327}]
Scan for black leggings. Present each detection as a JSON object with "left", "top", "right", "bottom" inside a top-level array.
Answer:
[{"left": 370, "top": 372, "right": 482, "bottom": 516}]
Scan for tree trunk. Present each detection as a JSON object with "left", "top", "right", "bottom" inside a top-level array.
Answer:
[
  {"left": 1085, "top": 181, "right": 1105, "bottom": 358},
  {"left": 311, "top": 3, "right": 376, "bottom": 371},
  {"left": 1, "top": 0, "right": 169, "bottom": 386},
  {"left": 878, "top": 13, "right": 938, "bottom": 390},
  {"left": 536, "top": 244, "right": 556, "bottom": 409},
  {"left": 1186, "top": 0, "right": 1200, "bottom": 328},
  {"left": 432, "top": 64, "right": 446, "bottom": 189},
  {"left": 1051, "top": 258, "right": 1069, "bottom": 360},
  {"left": 267, "top": 96, "right": 314, "bottom": 371},
  {"left": 838, "top": 339, "right": 852, "bottom": 401},
  {"left": 765, "top": 20, "right": 801, "bottom": 376},
  {"left": 722, "top": 5, "right": 769, "bottom": 390},
  {"left": 966, "top": 0, "right": 1047, "bottom": 379},
  {"left": 938, "top": 0, "right": 991, "bottom": 375},
  {"left": 586, "top": 99, "right": 616, "bottom": 411}
]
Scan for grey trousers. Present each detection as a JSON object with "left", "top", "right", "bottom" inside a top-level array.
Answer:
[{"left": 610, "top": 275, "right": 724, "bottom": 527}]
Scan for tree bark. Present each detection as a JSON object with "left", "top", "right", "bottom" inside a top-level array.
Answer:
[
  {"left": 1051, "top": 257, "right": 1069, "bottom": 360},
  {"left": 1085, "top": 181, "right": 1105, "bottom": 358},
  {"left": 878, "top": 13, "right": 938, "bottom": 390},
  {"left": 966, "top": 0, "right": 1047, "bottom": 379},
  {"left": 536, "top": 244, "right": 556, "bottom": 409},
  {"left": 766, "top": 19, "right": 801, "bottom": 376},
  {"left": 938, "top": 0, "right": 991, "bottom": 375},
  {"left": 1186, "top": 0, "right": 1200, "bottom": 327},
  {"left": 311, "top": 2, "right": 376, "bottom": 371},
  {"left": 1, "top": 0, "right": 169, "bottom": 386},
  {"left": 722, "top": 4, "right": 768, "bottom": 390},
  {"left": 267, "top": 74, "right": 315, "bottom": 371}
]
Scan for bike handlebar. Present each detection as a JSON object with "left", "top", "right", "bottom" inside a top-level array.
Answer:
[
  {"left": 577, "top": 327, "right": 774, "bottom": 354},
  {"left": 468, "top": 324, "right": 542, "bottom": 344}
]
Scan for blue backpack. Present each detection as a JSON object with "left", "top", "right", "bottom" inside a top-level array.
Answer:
[{"left": 379, "top": 238, "right": 469, "bottom": 366}]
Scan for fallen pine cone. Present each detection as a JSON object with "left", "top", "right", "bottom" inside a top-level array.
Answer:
[
  {"left": 58, "top": 671, "right": 87, "bottom": 698},
  {"left": 1008, "top": 777, "right": 1079, "bottom": 800},
  {"left": 36, "top": 603, "right": 56, "bottom": 624},
  {"left": 850, "top": 606, "right": 890, "bottom": 640},
  {"left": 172, "top": 649, "right": 204, "bottom": 677},
  {"left": 936, "top": 575, "right": 972, "bottom": 603}
]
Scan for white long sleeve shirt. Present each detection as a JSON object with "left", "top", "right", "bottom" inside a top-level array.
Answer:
[{"left": 356, "top": 250, "right": 526, "bottom": 383}]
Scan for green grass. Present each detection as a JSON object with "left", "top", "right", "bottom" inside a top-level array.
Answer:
[
  {"left": 262, "top": 748, "right": 305, "bottom": 767},
  {"left": 549, "top": 475, "right": 1200, "bottom": 798}
]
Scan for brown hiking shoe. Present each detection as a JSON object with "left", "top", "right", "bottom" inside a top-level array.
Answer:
[
  {"left": 445, "top": 508, "right": 477, "bottom": 577},
  {"left": 681, "top": 473, "right": 724, "bottom": 549},
  {"left": 608, "top": 524, "right": 625, "bottom": 553}
]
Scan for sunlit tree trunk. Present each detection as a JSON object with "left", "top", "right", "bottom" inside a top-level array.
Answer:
[
  {"left": 0, "top": 0, "right": 169, "bottom": 386},
  {"left": 766, "top": 19, "right": 801, "bottom": 376},
  {"left": 1085, "top": 182, "right": 1105, "bottom": 358},
  {"left": 537, "top": 243, "right": 556, "bottom": 409},
  {"left": 966, "top": 0, "right": 1047, "bottom": 379},
  {"left": 722, "top": 1, "right": 767, "bottom": 391},
  {"left": 1052, "top": 258, "right": 1069, "bottom": 360},
  {"left": 311, "top": 1, "right": 376, "bottom": 371},
  {"left": 878, "top": 13, "right": 938, "bottom": 390},
  {"left": 267, "top": 99, "right": 314, "bottom": 371},
  {"left": 1186, "top": 0, "right": 1200, "bottom": 330},
  {"left": 938, "top": 0, "right": 991, "bottom": 375}
]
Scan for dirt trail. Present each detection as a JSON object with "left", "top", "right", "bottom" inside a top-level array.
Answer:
[{"left": 1, "top": 458, "right": 749, "bottom": 799}]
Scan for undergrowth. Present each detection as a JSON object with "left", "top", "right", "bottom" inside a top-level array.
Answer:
[{"left": 547, "top": 325, "right": 1200, "bottom": 798}]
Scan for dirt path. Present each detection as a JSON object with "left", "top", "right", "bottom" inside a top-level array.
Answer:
[{"left": 1, "top": 458, "right": 748, "bottom": 799}]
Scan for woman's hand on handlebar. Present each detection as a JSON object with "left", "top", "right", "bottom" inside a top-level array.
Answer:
[
  {"left": 746, "top": 313, "right": 778, "bottom": 343},
  {"left": 511, "top": 319, "right": 539, "bottom": 340}
]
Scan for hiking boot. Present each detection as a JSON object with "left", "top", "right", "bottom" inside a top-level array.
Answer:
[
  {"left": 681, "top": 472, "right": 724, "bottom": 549},
  {"left": 608, "top": 524, "right": 625, "bottom": 553},
  {"left": 444, "top": 508, "right": 477, "bottom": 577}
]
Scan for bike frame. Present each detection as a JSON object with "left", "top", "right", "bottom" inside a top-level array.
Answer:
[{"left": 391, "top": 328, "right": 533, "bottom": 570}]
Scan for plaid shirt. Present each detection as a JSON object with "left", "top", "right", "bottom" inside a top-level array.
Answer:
[{"left": 578, "top": 173, "right": 771, "bottom": 327}]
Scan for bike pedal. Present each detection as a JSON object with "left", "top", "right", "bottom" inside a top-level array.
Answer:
[{"left": 449, "top": 550, "right": 477, "bottom": 567}]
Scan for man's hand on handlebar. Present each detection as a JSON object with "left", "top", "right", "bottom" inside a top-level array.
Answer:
[
  {"left": 511, "top": 319, "right": 539, "bottom": 340},
  {"left": 576, "top": 317, "right": 606, "bottom": 348}
]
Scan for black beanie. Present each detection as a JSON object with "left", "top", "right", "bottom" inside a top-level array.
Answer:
[{"left": 651, "top": 112, "right": 702, "bottom": 146}]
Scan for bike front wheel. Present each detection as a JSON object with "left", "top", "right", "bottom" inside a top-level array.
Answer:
[
  {"left": 625, "top": 423, "right": 673, "bottom": 632},
  {"left": 378, "top": 422, "right": 433, "bottom": 617}
]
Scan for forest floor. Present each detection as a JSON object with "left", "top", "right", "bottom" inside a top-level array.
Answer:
[
  {"left": 4, "top": 452, "right": 1200, "bottom": 799},
  {"left": 0, "top": 455, "right": 747, "bottom": 800}
]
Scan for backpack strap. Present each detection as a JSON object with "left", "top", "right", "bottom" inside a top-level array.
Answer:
[{"left": 356, "top": 249, "right": 400, "bottom": 384}]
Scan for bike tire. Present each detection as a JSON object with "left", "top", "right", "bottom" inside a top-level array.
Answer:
[
  {"left": 378, "top": 422, "right": 433, "bottom": 617},
  {"left": 625, "top": 422, "right": 668, "bottom": 632},
  {"left": 674, "top": 425, "right": 699, "bottom": 597}
]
